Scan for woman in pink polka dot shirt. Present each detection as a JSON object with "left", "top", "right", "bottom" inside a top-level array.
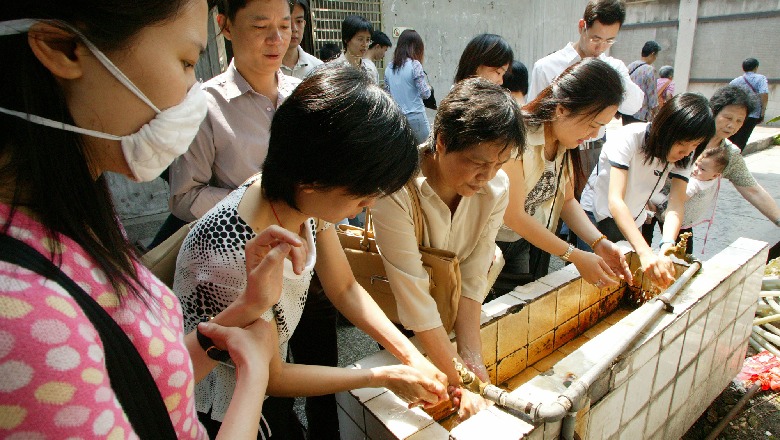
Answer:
[{"left": 0, "top": 0, "right": 305, "bottom": 438}]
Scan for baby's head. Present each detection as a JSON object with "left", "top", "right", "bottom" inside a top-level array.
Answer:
[{"left": 691, "top": 145, "right": 729, "bottom": 181}]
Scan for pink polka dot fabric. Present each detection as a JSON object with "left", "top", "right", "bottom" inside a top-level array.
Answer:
[{"left": 0, "top": 205, "right": 207, "bottom": 439}]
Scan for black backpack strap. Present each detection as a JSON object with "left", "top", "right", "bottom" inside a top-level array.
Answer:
[{"left": 0, "top": 234, "right": 178, "bottom": 440}]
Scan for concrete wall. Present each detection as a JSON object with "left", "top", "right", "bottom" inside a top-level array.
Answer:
[
  {"left": 381, "top": 0, "right": 780, "bottom": 123},
  {"left": 610, "top": 0, "right": 780, "bottom": 123},
  {"left": 380, "top": 0, "right": 583, "bottom": 102}
]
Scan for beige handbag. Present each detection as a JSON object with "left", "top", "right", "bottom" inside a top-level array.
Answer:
[
  {"left": 140, "top": 222, "right": 192, "bottom": 288},
  {"left": 338, "top": 182, "right": 462, "bottom": 333}
]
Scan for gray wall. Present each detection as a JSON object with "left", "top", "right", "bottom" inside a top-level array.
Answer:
[
  {"left": 380, "top": 0, "right": 779, "bottom": 122},
  {"left": 380, "top": 0, "right": 583, "bottom": 102}
]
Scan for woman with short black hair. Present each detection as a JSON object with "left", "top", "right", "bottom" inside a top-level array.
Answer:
[
  {"left": 580, "top": 93, "right": 715, "bottom": 288},
  {"left": 174, "top": 64, "right": 448, "bottom": 437},
  {"left": 335, "top": 14, "right": 378, "bottom": 83},
  {"left": 454, "top": 33, "right": 513, "bottom": 85},
  {"left": 372, "top": 77, "right": 526, "bottom": 422}
]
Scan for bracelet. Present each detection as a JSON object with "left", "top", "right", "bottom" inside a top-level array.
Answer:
[
  {"left": 560, "top": 243, "right": 575, "bottom": 262},
  {"left": 658, "top": 239, "right": 675, "bottom": 248},
  {"left": 590, "top": 234, "right": 607, "bottom": 250},
  {"left": 196, "top": 318, "right": 231, "bottom": 363}
]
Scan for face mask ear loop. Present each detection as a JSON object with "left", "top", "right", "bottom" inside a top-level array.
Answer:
[
  {"left": 64, "top": 24, "right": 162, "bottom": 114},
  {"left": 0, "top": 19, "right": 39, "bottom": 36},
  {"left": 0, "top": 107, "right": 123, "bottom": 141},
  {"left": 0, "top": 18, "right": 161, "bottom": 114}
]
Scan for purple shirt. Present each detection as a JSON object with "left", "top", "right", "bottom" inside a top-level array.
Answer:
[
  {"left": 169, "top": 61, "right": 300, "bottom": 221},
  {"left": 627, "top": 61, "right": 658, "bottom": 121}
]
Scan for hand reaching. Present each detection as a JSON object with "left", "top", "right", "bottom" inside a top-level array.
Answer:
[
  {"left": 639, "top": 250, "right": 675, "bottom": 290},
  {"left": 374, "top": 365, "right": 448, "bottom": 409},
  {"left": 592, "top": 239, "right": 633, "bottom": 285}
]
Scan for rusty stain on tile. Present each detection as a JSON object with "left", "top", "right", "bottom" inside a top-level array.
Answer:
[
  {"left": 527, "top": 331, "right": 554, "bottom": 366},
  {"left": 497, "top": 346, "right": 528, "bottom": 384},
  {"left": 554, "top": 316, "right": 580, "bottom": 349},
  {"left": 556, "top": 281, "right": 581, "bottom": 327}
]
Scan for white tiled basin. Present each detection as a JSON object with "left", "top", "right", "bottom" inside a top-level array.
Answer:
[{"left": 337, "top": 238, "right": 768, "bottom": 439}]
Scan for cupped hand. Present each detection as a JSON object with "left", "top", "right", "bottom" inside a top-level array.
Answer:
[
  {"left": 375, "top": 365, "right": 448, "bottom": 409},
  {"left": 448, "top": 386, "right": 490, "bottom": 421},
  {"left": 592, "top": 239, "right": 633, "bottom": 285},
  {"left": 639, "top": 250, "right": 676, "bottom": 290},
  {"left": 407, "top": 356, "right": 449, "bottom": 402},
  {"left": 571, "top": 249, "right": 619, "bottom": 288}
]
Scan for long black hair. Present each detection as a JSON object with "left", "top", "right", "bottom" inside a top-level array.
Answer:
[
  {"left": 0, "top": 0, "right": 194, "bottom": 300},
  {"left": 643, "top": 93, "right": 715, "bottom": 168},
  {"left": 524, "top": 58, "right": 623, "bottom": 187},
  {"left": 454, "top": 33, "right": 513, "bottom": 83},
  {"left": 391, "top": 29, "right": 424, "bottom": 72},
  {"left": 262, "top": 64, "right": 419, "bottom": 209}
]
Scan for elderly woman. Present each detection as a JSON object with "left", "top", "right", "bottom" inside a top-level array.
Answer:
[{"left": 372, "top": 78, "right": 526, "bottom": 421}]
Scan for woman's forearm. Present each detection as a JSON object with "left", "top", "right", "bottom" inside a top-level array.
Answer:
[
  {"left": 561, "top": 198, "right": 603, "bottom": 245},
  {"left": 266, "top": 361, "right": 376, "bottom": 397},
  {"left": 736, "top": 184, "right": 780, "bottom": 223},
  {"left": 216, "top": 368, "right": 268, "bottom": 440},
  {"left": 453, "top": 298, "right": 487, "bottom": 382}
]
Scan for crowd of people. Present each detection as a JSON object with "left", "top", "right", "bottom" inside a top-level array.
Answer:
[{"left": 1, "top": 0, "right": 777, "bottom": 439}]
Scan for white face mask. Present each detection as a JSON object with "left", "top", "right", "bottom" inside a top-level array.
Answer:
[{"left": 0, "top": 19, "right": 208, "bottom": 182}]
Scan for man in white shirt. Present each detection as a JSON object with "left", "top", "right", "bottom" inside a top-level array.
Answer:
[
  {"left": 281, "top": 0, "right": 323, "bottom": 79},
  {"left": 527, "top": 0, "right": 643, "bottom": 116}
]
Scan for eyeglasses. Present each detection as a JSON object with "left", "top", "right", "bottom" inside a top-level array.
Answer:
[
  {"left": 353, "top": 37, "right": 372, "bottom": 46},
  {"left": 584, "top": 25, "right": 617, "bottom": 46}
]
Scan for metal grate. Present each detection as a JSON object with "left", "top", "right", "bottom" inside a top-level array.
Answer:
[{"left": 309, "top": 0, "right": 384, "bottom": 77}]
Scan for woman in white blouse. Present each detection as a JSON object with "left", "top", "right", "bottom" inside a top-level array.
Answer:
[
  {"left": 496, "top": 58, "right": 632, "bottom": 293},
  {"left": 372, "top": 78, "right": 526, "bottom": 421},
  {"left": 580, "top": 93, "right": 715, "bottom": 288},
  {"left": 174, "top": 65, "right": 447, "bottom": 437}
]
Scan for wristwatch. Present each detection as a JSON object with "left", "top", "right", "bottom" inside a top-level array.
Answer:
[{"left": 560, "top": 243, "right": 575, "bottom": 262}]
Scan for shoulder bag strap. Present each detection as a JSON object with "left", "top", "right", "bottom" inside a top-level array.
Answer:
[
  {"left": 628, "top": 62, "right": 646, "bottom": 76},
  {"left": 405, "top": 180, "right": 425, "bottom": 246},
  {"left": 742, "top": 75, "right": 758, "bottom": 94},
  {"left": 0, "top": 234, "right": 178, "bottom": 440},
  {"left": 657, "top": 79, "right": 672, "bottom": 98}
]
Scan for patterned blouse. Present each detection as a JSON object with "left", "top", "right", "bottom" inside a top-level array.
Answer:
[
  {"left": 173, "top": 174, "right": 324, "bottom": 424},
  {"left": 0, "top": 204, "right": 206, "bottom": 439}
]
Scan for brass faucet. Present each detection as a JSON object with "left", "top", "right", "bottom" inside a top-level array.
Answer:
[
  {"left": 662, "top": 231, "right": 693, "bottom": 263},
  {"left": 453, "top": 358, "right": 488, "bottom": 395}
]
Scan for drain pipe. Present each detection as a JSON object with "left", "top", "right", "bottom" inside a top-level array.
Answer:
[{"left": 458, "top": 260, "right": 702, "bottom": 439}]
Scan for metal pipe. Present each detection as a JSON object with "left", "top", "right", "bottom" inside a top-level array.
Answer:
[
  {"left": 461, "top": 261, "right": 702, "bottom": 439},
  {"left": 705, "top": 383, "right": 762, "bottom": 440}
]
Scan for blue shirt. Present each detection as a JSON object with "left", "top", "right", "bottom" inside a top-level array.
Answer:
[
  {"left": 730, "top": 72, "right": 768, "bottom": 119},
  {"left": 384, "top": 59, "right": 431, "bottom": 115}
]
